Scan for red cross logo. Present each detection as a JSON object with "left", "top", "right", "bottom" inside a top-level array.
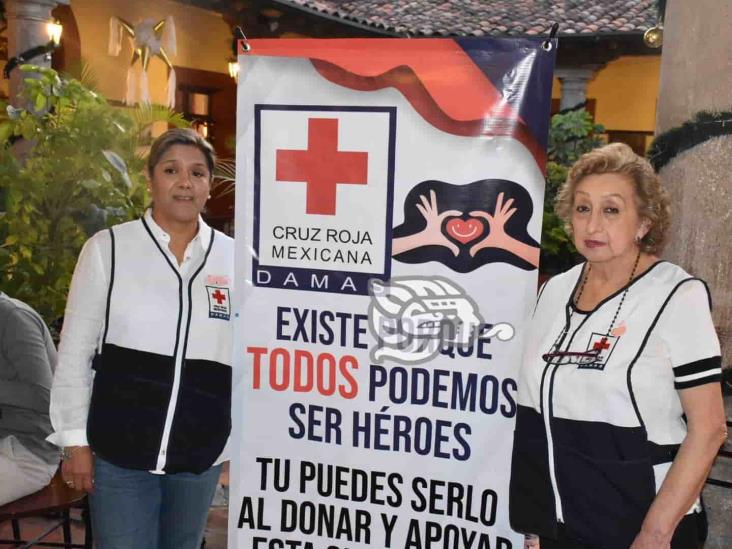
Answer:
[
  {"left": 212, "top": 289, "right": 227, "bottom": 305},
  {"left": 593, "top": 337, "right": 611, "bottom": 351},
  {"left": 276, "top": 118, "right": 368, "bottom": 215}
]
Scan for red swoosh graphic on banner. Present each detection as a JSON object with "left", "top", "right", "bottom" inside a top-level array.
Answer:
[
  {"left": 242, "top": 39, "right": 545, "bottom": 168},
  {"left": 310, "top": 59, "right": 545, "bottom": 167}
]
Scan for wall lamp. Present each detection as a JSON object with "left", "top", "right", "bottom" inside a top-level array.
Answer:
[
  {"left": 47, "top": 20, "right": 63, "bottom": 47},
  {"left": 228, "top": 58, "right": 240, "bottom": 82},
  {"left": 3, "top": 20, "right": 63, "bottom": 79}
]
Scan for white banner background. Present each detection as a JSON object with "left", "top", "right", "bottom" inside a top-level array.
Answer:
[{"left": 231, "top": 45, "right": 550, "bottom": 549}]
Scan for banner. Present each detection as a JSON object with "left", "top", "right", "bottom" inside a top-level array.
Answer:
[{"left": 232, "top": 38, "right": 556, "bottom": 549}]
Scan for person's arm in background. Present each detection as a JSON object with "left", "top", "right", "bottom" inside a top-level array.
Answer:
[
  {"left": 631, "top": 280, "right": 726, "bottom": 549},
  {"left": 0, "top": 307, "right": 55, "bottom": 414},
  {"left": 48, "top": 231, "right": 110, "bottom": 493}
]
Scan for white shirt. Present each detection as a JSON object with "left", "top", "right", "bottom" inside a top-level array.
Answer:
[
  {"left": 512, "top": 260, "right": 721, "bottom": 535},
  {"left": 48, "top": 210, "right": 211, "bottom": 448}
]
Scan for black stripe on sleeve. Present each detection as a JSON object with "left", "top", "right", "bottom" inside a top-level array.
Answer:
[
  {"left": 674, "top": 372, "right": 722, "bottom": 390},
  {"left": 673, "top": 356, "right": 722, "bottom": 378}
]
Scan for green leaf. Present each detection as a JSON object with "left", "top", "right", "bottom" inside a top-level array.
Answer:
[
  {"left": 0, "top": 122, "right": 13, "bottom": 144},
  {"left": 102, "top": 150, "right": 132, "bottom": 188},
  {"left": 541, "top": 108, "right": 598, "bottom": 270},
  {"left": 34, "top": 93, "right": 46, "bottom": 112},
  {"left": 0, "top": 64, "right": 150, "bottom": 325},
  {"left": 79, "top": 179, "right": 100, "bottom": 189}
]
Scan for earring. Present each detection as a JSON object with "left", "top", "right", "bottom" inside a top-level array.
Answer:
[{"left": 635, "top": 234, "right": 642, "bottom": 245}]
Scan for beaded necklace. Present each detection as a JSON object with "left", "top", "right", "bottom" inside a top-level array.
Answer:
[{"left": 542, "top": 249, "right": 641, "bottom": 363}]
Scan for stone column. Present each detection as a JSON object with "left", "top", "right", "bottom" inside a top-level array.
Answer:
[
  {"left": 656, "top": 2, "right": 732, "bottom": 547},
  {"left": 5, "top": 0, "right": 70, "bottom": 106},
  {"left": 555, "top": 66, "right": 600, "bottom": 110},
  {"left": 655, "top": 0, "right": 732, "bottom": 368}
]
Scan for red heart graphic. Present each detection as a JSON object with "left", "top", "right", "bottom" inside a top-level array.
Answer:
[{"left": 445, "top": 218, "right": 484, "bottom": 244}]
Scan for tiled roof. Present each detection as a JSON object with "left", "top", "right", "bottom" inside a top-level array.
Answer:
[{"left": 272, "top": 0, "right": 658, "bottom": 37}]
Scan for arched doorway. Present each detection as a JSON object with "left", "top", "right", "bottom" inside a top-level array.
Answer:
[{"left": 51, "top": 4, "right": 80, "bottom": 74}]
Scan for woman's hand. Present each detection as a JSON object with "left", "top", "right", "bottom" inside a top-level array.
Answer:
[
  {"left": 467, "top": 192, "right": 540, "bottom": 267},
  {"left": 61, "top": 446, "right": 95, "bottom": 493},
  {"left": 392, "top": 190, "right": 462, "bottom": 256},
  {"left": 469, "top": 192, "right": 517, "bottom": 256},
  {"left": 414, "top": 190, "right": 462, "bottom": 255}
]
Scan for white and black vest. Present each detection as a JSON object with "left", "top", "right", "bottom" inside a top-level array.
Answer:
[
  {"left": 87, "top": 217, "right": 234, "bottom": 474},
  {"left": 509, "top": 261, "right": 721, "bottom": 548}
]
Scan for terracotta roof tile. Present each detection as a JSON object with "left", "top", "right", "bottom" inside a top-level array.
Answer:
[{"left": 274, "top": 0, "right": 657, "bottom": 37}]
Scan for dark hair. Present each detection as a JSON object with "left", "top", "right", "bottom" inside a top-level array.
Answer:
[{"left": 147, "top": 128, "right": 216, "bottom": 180}]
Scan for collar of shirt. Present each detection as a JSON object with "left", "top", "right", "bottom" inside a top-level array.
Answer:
[
  {"left": 144, "top": 209, "right": 211, "bottom": 250},
  {"left": 144, "top": 209, "right": 211, "bottom": 269}
]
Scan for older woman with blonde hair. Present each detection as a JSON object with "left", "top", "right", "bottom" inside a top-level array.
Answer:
[{"left": 509, "top": 142, "right": 726, "bottom": 549}]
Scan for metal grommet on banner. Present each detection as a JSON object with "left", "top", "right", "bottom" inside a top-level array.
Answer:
[
  {"left": 542, "top": 22, "right": 559, "bottom": 51},
  {"left": 235, "top": 26, "right": 251, "bottom": 52}
]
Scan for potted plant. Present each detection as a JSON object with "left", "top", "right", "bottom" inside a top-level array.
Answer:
[
  {"left": 0, "top": 65, "right": 187, "bottom": 327},
  {"left": 539, "top": 108, "right": 605, "bottom": 281}
]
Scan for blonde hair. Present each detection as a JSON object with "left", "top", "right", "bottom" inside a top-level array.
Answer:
[{"left": 555, "top": 142, "right": 670, "bottom": 255}]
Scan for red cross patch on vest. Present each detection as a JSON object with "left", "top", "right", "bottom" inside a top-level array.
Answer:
[
  {"left": 580, "top": 332, "right": 620, "bottom": 370},
  {"left": 206, "top": 286, "right": 231, "bottom": 321}
]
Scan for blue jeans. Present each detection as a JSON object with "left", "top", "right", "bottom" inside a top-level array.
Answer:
[{"left": 90, "top": 456, "right": 221, "bottom": 549}]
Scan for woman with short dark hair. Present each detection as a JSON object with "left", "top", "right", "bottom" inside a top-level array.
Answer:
[
  {"left": 49, "top": 128, "right": 234, "bottom": 549},
  {"left": 510, "top": 143, "right": 726, "bottom": 549}
]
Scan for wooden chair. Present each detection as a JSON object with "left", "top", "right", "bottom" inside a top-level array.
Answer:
[{"left": 0, "top": 468, "right": 92, "bottom": 548}]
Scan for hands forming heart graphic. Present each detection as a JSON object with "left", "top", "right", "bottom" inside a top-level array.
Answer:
[
  {"left": 391, "top": 180, "right": 540, "bottom": 270},
  {"left": 403, "top": 190, "right": 518, "bottom": 257}
]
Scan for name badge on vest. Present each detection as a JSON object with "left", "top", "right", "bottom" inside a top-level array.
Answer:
[
  {"left": 580, "top": 332, "right": 619, "bottom": 370},
  {"left": 206, "top": 286, "right": 231, "bottom": 320}
]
